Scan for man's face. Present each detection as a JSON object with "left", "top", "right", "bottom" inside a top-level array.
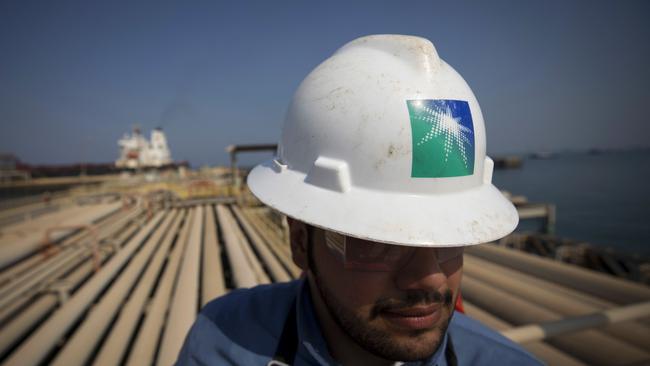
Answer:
[{"left": 304, "top": 227, "right": 463, "bottom": 362}]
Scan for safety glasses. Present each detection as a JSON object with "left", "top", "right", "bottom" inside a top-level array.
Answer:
[{"left": 324, "top": 231, "right": 464, "bottom": 272}]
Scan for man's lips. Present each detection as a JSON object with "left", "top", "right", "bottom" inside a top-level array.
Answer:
[
  {"left": 381, "top": 304, "right": 442, "bottom": 330},
  {"left": 384, "top": 304, "right": 438, "bottom": 317}
]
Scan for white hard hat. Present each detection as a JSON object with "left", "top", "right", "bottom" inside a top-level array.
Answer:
[{"left": 248, "top": 34, "right": 518, "bottom": 247}]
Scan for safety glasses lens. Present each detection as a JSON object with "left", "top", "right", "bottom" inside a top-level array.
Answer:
[
  {"left": 324, "top": 231, "right": 464, "bottom": 271},
  {"left": 344, "top": 237, "right": 411, "bottom": 271}
]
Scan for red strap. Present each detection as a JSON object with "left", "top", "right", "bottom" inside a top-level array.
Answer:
[{"left": 454, "top": 291, "right": 464, "bottom": 313}]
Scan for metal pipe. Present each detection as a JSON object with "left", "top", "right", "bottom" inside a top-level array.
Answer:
[
  {"left": 201, "top": 204, "right": 225, "bottom": 306},
  {"left": 92, "top": 210, "right": 183, "bottom": 366},
  {"left": 0, "top": 233, "right": 126, "bottom": 359},
  {"left": 215, "top": 205, "right": 259, "bottom": 288},
  {"left": 232, "top": 206, "right": 291, "bottom": 282},
  {"left": 0, "top": 192, "right": 76, "bottom": 228},
  {"left": 42, "top": 224, "right": 100, "bottom": 271},
  {"left": 3, "top": 211, "right": 165, "bottom": 366},
  {"left": 0, "top": 291, "right": 34, "bottom": 327},
  {"left": 126, "top": 209, "right": 191, "bottom": 366},
  {"left": 464, "top": 254, "right": 611, "bottom": 307},
  {"left": 248, "top": 209, "right": 302, "bottom": 278},
  {"left": 51, "top": 211, "right": 176, "bottom": 366},
  {"left": 225, "top": 144, "right": 277, "bottom": 191},
  {"left": 462, "top": 275, "right": 650, "bottom": 365},
  {"left": 252, "top": 210, "right": 293, "bottom": 258},
  {"left": 0, "top": 248, "right": 94, "bottom": 317},
  {"left": 0, "top": 206, "right": 106, "bottom": 285},
  {"left": 0, "top": 246, "right": 87, "bottom": 310},
  {"left": 0, "top": 208, "right": 142, "bottom": 311},
  {"left": 464, "top": 254, "right": 650, "bottom": 350},
  {"left": 0, "top": 202, "right": 122, "bottom": 270},
  {"left": 0, "top": 208, "right": 142, "bottom": 327},
  {"left": 1, "top": 199, "right": 77, "bottom": 233},
  {"left": 228, "top": 206, "right": 270, "bottom": 285},
  {"left": 502, "top": 301, "right": 650, "bottom": 344},
  {"left": 157, "top": 206, "right": 203, "bottom": 366},
  {"left": 0, "top": 243, "right": 117, "bottom": 358},
  {"left": 243, "top": 209, "right": 300, "bottom": 278},
  {"left": 248, "top": 209, "right": 287, "bottom": 246},
  {"left": 229, "top": 149, "right": 238, "bottom": 189},
  {"left": 463, "top": 301, "right": 586, "bottom": 366},
  {"left": 108, "top": 214, "right": 148, "bottom": 248},
  {"left": 0, "top": 295, "right": 58, "bottom": 359},
  {"left": 466, "top": 244, "right": 650, "bottom": 304}
]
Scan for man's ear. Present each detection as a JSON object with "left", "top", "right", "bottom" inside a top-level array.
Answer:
[{"left": 288, "top": 218, "right": 309, "bottom": 271}]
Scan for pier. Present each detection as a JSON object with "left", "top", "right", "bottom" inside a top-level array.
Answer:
[{"left": 0, "top": 175, "right": 648, "bottom": 366}]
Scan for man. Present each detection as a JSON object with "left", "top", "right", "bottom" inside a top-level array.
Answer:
[{"left": 177, "top": 35, "right": 543, "bottom": 365}]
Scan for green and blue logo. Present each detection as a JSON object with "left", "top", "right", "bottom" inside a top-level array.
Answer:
[{"left": 407, "top": 99, "right": 475, "bottom": 178}]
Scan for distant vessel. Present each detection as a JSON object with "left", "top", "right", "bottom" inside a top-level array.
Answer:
[
  {"left": 529, "top": 150, "right": 557, "bottom": 160},
  {"left": 115, "top": 126, "right": 172, "bottom": 169}
]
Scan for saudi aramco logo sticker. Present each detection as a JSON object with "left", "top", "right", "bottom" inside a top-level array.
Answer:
[{"left": 406, "top": 99, "right": 475, "bottom": 178}]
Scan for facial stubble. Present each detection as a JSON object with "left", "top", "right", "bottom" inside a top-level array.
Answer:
[{"left": 307, "top": 238, "right": 455, "bottom": 362}]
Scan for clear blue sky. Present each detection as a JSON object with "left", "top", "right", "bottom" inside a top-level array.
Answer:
[{"left": 1, "top": 0, "right": 648, "bottom": 167}]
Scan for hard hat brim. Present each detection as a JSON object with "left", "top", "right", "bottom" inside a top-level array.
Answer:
[{"left": 247, "top": 159, "right": 519, "bottom": 247}]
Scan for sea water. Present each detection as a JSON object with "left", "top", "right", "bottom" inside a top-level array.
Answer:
[{"left": 492, "top": 149, "right": 650, "bottom": 257}]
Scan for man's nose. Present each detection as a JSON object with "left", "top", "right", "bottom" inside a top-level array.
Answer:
[{"left": 394, "top": 248, "right": 447, "bottom": 291}]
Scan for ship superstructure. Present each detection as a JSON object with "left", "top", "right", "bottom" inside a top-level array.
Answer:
[{"left": 115, "top": 126, "right": 172, "bottom": 169}]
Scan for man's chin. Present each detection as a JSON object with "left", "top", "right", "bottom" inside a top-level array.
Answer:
[
  {"left": 311, "top": 269, "right": 453, "bottom": 362},
  {"left": 367, "top": 324, "right": 445, "bottom": 361}
]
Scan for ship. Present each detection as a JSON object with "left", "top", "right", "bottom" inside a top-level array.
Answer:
[{"left": 115, "top": 126, "right": 173, "bottom": 169}]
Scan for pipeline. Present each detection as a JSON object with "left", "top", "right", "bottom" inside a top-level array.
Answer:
[
  {"left": 502, "top": 301, "right": 650, "bottom": 344},
  {"left": 232, "top": 205, "right": 291, "bottom": 282},
  {"left": 201, "top": 204, "right": 226, "bottom": 306},
  {"left": 51, "top": 211, "right": 177, "bottom": 366},
  {"left": 92, "top": 210, "right": 184, "bottom": 366},
  {"left": 462, "top": 275, "right": 650, "bottom": 366},
  {"left": 241, "top": 208, "right": 301, "bottom": 278},
  {"left": 157, "top": 206, "right": 203, "bottom": 366},
  {"left": 0, "top": 202, "right": 123, "bottom": 270},
  {"left": 463, "top": 254, "right": 650, "bottom": 350},
  {"left": 3, "top": 211, "right": 166, "bottom": 366},
  {"left": 126, "top": 209, "right": 192, "bottom": 366},
  {"left": 466, "top": 244, "right": 650, "bottom": 304},
  {"left": 463, "top": 301, "right": 586, "bottom": 366},
  {"left": 215, "top": 205, "right": 262, "bottom": 287}
]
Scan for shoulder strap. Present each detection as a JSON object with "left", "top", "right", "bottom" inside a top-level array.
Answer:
[
  {"left": 270, "top": 299, "right": 299, "bottom": 365},
  {"left": 445, "top": 333, "right": 458, "bottom": 366}
]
